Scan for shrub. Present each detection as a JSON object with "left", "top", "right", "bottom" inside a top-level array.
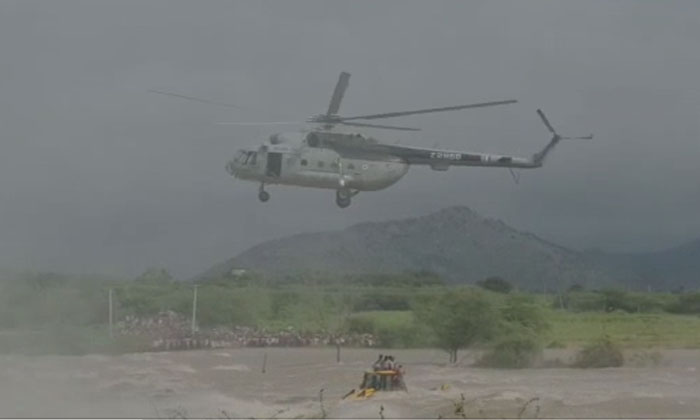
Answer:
[
  {"left": 375, "top": 323, "right": 432, "bottom": 348},
  {"left": 346, "top": 316, "right": 376, "bottom": 334},
  {"left": 353, "top": 292, "right": 411, "bottom": 311},
  {"left": 477, "top": 276, "right": 513, "bottom": 294},
  {"left": 573, "top": 336, "right": 624, "bottom": 368},
  {"left": 476, "top": 333, "right": 543, "bottom": 368},
  {"left": 560, "top": 291, "right": 606, "bottom": 312},
  {"left": 666, "top": 292, "right": 700, "bottom": 314},
  {"left": 500, "top": 295, "right": 550, "bottom": 335},
  {"left": 546, "top": 340, "right": 566, "bottom": 349}
]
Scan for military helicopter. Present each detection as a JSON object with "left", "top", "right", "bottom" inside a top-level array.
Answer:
[{"left": 152, "top": 72, "right": 592, "bottom": 208}]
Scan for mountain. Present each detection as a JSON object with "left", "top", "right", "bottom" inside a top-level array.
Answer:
[
  {"left": 584, "top": 239, "right": 700, "bottom": 291},
  {"left": 199, "top": 206, "right": 700, "bottom": 291}
]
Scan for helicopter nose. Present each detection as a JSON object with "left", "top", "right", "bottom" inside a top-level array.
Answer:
[{"left": 225, "top": 160, "right": 237, "bottom": 176}]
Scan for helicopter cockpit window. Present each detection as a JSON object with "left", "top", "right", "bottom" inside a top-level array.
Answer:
[{"left": 237, "top": 151, "right": 257, "bottom": 165}]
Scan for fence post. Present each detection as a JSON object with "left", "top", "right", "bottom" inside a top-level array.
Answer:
[
  {"left": 108, "top": 288, "right": 114, "bottom": 339},
  {"left": 191, "top": 285, "right": 198, "bottom": 334}
]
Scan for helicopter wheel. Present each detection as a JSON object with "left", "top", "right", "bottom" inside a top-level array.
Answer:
[
  {"left": 258, "top": 190, "right": 270, "bottom": 202},
  {"left": 336, "top": 189, "right": 352, "bottom": 208}
]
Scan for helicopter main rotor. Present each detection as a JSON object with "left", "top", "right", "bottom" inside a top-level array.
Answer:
[{"left": 150, "top": 71, "right": 517, "bottom": 132}]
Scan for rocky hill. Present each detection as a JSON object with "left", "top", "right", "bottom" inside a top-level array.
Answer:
[
  {"left": 200, "top": 207, "right": 613, "bottom": 290},
  {"left": 200, "top": 206, "right": 700, "bottom": 291}
]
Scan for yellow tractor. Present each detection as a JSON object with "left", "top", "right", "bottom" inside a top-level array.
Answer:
[{"left": 345, "top": 370, "right": 407, "bottom": 400}]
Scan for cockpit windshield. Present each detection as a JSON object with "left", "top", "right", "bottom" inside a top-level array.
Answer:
[{"left": 234, "top": 150, "right": 258, "bottom": 165}]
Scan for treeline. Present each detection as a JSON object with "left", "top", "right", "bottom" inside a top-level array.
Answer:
[
  {"left": 3, "top": 270, "right": 700, "bottom": 331},
  {"left": 556, "top": 287, "right": 700, "bottom": 314},
  {"left": 0, "top": 269, "right": 444, "bottom": 330}
]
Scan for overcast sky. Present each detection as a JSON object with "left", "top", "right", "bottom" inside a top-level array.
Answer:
[{"left": 0, "top": 0, "right": 699, "bottom": 278}]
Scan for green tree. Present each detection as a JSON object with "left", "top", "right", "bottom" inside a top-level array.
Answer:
[
  {"left": 477, "top": 276, "right": 513, "bottom": 294},
  {"left": 500, "top": 295, "right": 550, "bottom": 335},
  {"left": 477, "top": 296, "right": 550, "bottom": 368},
  {"left": 414, "top": 289, "right": 498, "bottom": 363}
]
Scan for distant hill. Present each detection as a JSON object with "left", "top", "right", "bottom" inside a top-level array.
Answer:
[{"left": 199, "top": 206, "right": 700, "bottom": 291}]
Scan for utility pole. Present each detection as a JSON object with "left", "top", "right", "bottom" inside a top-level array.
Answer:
[
  {"left": 108, "top": 288, "right": 114, "bottom": 339},
  {"left": 191, "top": 284, "right": 198, "bottom": 334}
]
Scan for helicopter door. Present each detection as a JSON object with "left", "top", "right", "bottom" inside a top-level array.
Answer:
[{"left": 266, "top": 152, "right": 283, "bottom": 178}]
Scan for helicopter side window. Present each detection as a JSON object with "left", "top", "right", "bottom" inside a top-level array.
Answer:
[
  {"left": 300, "top": 159, "right": 308, "bottom": 166},
  {"left": 317, "top": 161, "right": 324, "bottom": 168},
  {"left": 347, "top": 163, "right": 355, "bottom": 170}
]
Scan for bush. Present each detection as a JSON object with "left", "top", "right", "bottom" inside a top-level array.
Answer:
[
  {"left": 546, "top": 340, "right": 566, "bottom": 349},
  {"left": 375, "top": 323, "right": 432, "bottom": 348},
  {"left": 561, "top": 290, "right": 669, "bottom": 313},
  {"left": 477, "top": 276, "right": 513, "bottom": 294},
  {"left": 500, "top": 295, "right": 550, "bottom": 335},
  {"left": 560, "top": 291, "right": 606, "bottom": 312},
  {"left": 476, "top": 333, "right": 543, "bottom": 368},
  {"left": 573, "top": 336, "right": 624, "bottom": 368},
  {"left": 666, "top": 293, "right": 700, "bottom": 314},
  {"left": 353, "top": 292, "right": 411, "bottom": 311},
  {"left": 346, "top": 316, "right": 376, "bottom": 334}
]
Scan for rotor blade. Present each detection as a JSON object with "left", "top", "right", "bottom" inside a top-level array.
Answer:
[
  {"left": 149, "top": 89, "right": 246, "bottom": 110},
  {"left": 216, "top": 121, "right": 302, "bottom": 126},
  {"left": 536, "top": 109, "right": 557, "bottom": 135},
  {"left": 339, "top": 99, "right": 517, "bottom": 121},
  {"left": 326, "top": 72, "right": 351, "bottom": 116},
  {"left": 339, "top": 121, "right": 421, "bottom": 131},
  {"left": 560, "top": 135, "right": 594, "bottom": 140}
]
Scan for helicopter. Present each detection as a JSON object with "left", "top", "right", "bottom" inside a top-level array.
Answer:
[{"left": 152, "top": 72, "right": 592, "bottom": 208}]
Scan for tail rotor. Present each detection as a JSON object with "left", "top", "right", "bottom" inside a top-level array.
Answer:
[{"left": 536, "top": 109, "right": 593, "bottom": 140}]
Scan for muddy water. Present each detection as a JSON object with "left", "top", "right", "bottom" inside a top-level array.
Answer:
[{"left": 1, "top": 348, "right": 699, "bottom": 418}]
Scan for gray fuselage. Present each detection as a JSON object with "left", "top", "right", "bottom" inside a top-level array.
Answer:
[{"left": 226, "top": 132, "right": 409, "bottom": 192}]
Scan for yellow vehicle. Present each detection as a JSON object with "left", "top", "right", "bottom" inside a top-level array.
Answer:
[{"left": 346, "top": 370, "right": 407, "bottom": 400}]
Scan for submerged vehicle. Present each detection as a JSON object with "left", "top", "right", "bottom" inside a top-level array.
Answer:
[{"left": 346, "top": 369, "right": 407, "bottom": 400}]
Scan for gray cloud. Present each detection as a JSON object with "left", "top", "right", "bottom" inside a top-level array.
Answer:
[{"left": 0, "top": 0, "right": 698, "bottom": 278}]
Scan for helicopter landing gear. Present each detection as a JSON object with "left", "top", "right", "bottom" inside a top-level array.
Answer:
[
  {"left": 258, "top": 184, "right": 270, "bottom": 202},
  {"left": 335, "top": 189, "right": 356, "bottom": 208}
]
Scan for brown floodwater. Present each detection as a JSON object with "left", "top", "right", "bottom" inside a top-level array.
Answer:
[{"left": 1, "top": 348, "right": 699, "bottom": 418}]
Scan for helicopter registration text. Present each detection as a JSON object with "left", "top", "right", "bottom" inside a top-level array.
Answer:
[{"left": 430, "top": 152, "right": 462, "bottom": 160}]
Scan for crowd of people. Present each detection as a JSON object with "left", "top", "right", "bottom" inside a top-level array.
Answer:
[{"left": 117, "top": 311, "right": 378, "bottom": 351}]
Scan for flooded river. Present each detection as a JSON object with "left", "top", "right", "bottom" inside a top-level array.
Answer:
[{"left": 1, "top": 348, "right": 699, "bottom": 418}]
